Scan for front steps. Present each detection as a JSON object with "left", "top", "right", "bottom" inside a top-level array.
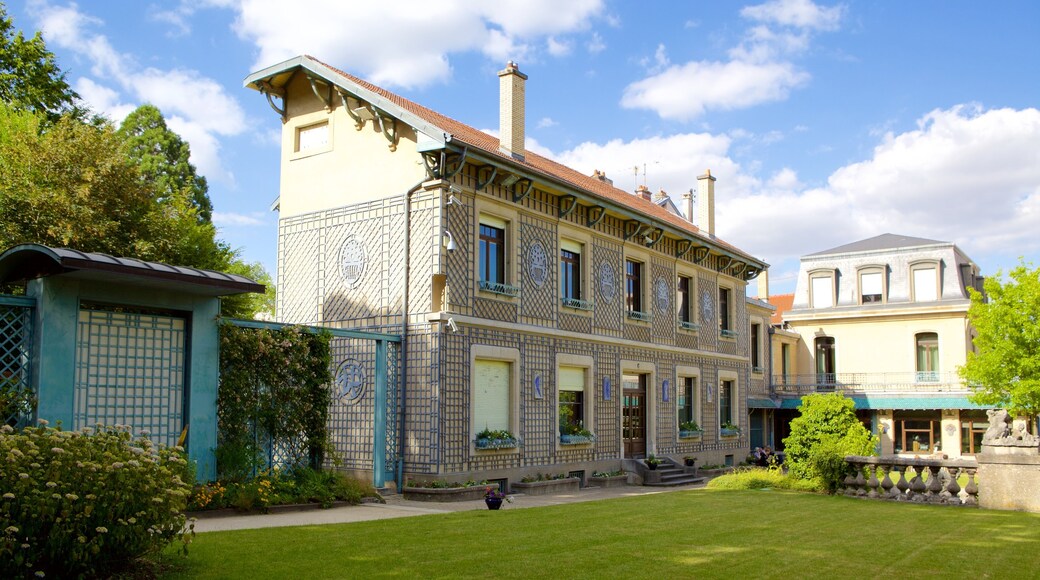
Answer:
[{"left": 643, "top": 463, "right": 704, "bottom": 487}]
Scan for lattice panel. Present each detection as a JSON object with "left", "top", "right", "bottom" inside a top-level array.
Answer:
[
  {"left": 623, "top": 323, "right": 651, "bottom": 343},
  {"left": 473, "top": 297, "right": 517, "bottom": 322},
  {"left": 519, "top": 216, "right": 557, "bottom": 324},
  {"left": 326, "top": 336, "right": 378, "bottom": 470},
  {"left": 698, "top": 274, "right": 719, "bottom": 352},
  {"left": 407, "top": 195, "right": 439, "bottom": 318},
  {"left": 651, "top": 260, "right": 676, "bottom": 344},
  {"left": 278, "top": 226, "right": 321, "bottom": 324},
  {"left": 0, "top": 302, "right": 34, "bottom": 428},
  {"left": 595, "top": 349, "right": 620, "bottom": 455},
  {"left": 654, "top": 360, "right": 675, "bottom": 447},
  {"left": 592, "top": 242, "right": 622, "bottom": 334},
  {"left": 676, "top": 332, "right": 699, "bottom": 351},
  {"left": 73, "top": 309, "right": 185, "bottom": 447},
  {"left": 400, "top": 328, "right": 437, "bottom": 473},
  {"left": 518, "top": 338, "right": 552, "bottom": 464},
  {"left": 438, "top": 329, "right": 470, "bottom": 471},
  {"left": 445, "top": 189, "right": 473, "bottom": 316},
  {"left": 559, "top": 312, "right": 592, "bottom": 335}
]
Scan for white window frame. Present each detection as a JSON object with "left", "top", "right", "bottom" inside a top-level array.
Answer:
[
  {"left": 556, "top": 354, "right": 595, "bottom": 447},
  {"left": 857, "top": 265, "right": 886, "bottom": 305},
  {"left": 910, "top": 260, "right": 941, "bottom": 303},
  {"left": 808, "top": 268, "right": 836, "bottom": 309},
  {"left": 558, "top": 225, "right": 594, "bottom": 313},
  {"left": 676, "top": 365, "right": 702, "bottom": 436},
  {"left": 718, "top": 370, "right": 740, "bottom": 436},
  {"left": 474, "top": 199, "right": 519, "bottom": 299},
  {"left": 292, "top": 119, "right": 333, "bottom": 159},
  {"left": 676, "top": 268, "right": 699, "bottom": 331},
  {"left": 718, "top": 282, "right": 736, "bottom": 338},
  {"left": 470, "top": 345, "right": 521, "bottom": 449},
  {"left": 623, "top": 247, "right": 651, "bottom": 323}
]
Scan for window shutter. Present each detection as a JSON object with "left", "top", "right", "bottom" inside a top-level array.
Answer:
[
  {"left": 559, "top": 366, "right": 585, "bottom": 392},
  {"left": 560, "top": 239, "right": 583, "bottom": 254},
  {"left": 480, "top": 214, "right": 508, "bottom": 230},
  {"left": 474, "top": 360, "right": 510, "bottom": 431}
]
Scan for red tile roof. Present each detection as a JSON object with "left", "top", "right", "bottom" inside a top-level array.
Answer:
[
  {"left": 768, "top": 293, "right": 794, "bottom": 325},
  {"left": 306, "top": 56, "right": 758, "bottom": 264}
]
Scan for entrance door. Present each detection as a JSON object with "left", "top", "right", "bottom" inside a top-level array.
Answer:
[{"left": 622, "top": 374, "right": 646, "bottom": 458}]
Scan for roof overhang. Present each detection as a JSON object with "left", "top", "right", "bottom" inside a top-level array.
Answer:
[{"left": 0, "top": 244, "right": 265, "bottom": 297}]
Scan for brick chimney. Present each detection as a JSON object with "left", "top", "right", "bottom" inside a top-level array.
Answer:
[
  {"left": 697, "top": 169, "right": 716, "bottom": 237},
  {"left": 656, "top": 188, "right": 669, "bottom": 202},
  {"left": 757, "top": 269, "right": 769, "bottom": 300},
  {"left": 682, "top": 189, "right": 695, "bottom": 223},
  {"left": 591, "top": 169, "right": 613, "bottom": 186},
  {"left": 498, "top": 61, "right": 527, "bottom": 160},
  {"left": 636, "top": 184, "right": 652, "bottom": 201}
]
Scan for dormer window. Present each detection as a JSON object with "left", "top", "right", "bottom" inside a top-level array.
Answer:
[
  {"left": 809, "top": 269, "right": 836, "bottom": 308},
  {"left": 911, "top": 261, "right": 940, "bottom": 302},
  {"left": 858, "top": 266, "right": 885, "bottom": 304}
]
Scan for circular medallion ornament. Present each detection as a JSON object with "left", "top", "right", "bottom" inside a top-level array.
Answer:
[
  {"left": 339, "top": 236, "right": 366, "bottom": 288},
  {"left": 700, "top": 287, "right": 714, "bottom": 323},
  {"left": 528, "top": 241, "right": 548, "bottom": 288},
  {"left": 598, "top": 261, "right": 616, "bottom": 301},
  {"left": 655, "top": 277, "right": 670, "bottom": 314},
  {"left": 334, "top": 359, "right": 366, "bottom": 404}
]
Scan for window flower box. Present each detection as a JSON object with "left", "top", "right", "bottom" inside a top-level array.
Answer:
[
  {"left": 474, "top": 429, "right": 520, "bottom": 450},
  {"left": 720, "top": 329, "right": 738, "bottom": 339},
  {"left": 720, "top": 427, "right": 741, "bottom": 437},
  {"left": 560, "top": 433, "right": 596, "bottom": 445},
  {"left": 679, "top": 429, "right": 704, "bottom": 439}
]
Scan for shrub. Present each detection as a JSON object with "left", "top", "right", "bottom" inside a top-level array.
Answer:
[
  {"left": 706, "top": 466, "right": 825, "bottom": 492},
  {"left": 783, "top": 393, "right": 878, "bottom": 492},
  {"left": 187, "top": 468, "right": 379, "bottom": 511},
  {"left": 0, "top": 423, "right": 194, "bottom": 578}
]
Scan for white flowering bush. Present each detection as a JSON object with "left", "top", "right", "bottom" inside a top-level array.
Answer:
[{"left": 0, "top": 423, "right": 195, "bottom": 578}]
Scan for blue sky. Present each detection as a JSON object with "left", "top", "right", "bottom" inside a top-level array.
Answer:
[{"left": 9, "top": 0, "right": 1040, "bottom": 295}]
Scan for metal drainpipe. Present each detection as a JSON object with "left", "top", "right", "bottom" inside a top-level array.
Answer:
[
  {"left": 397, "top": 179, "right": 426, "bottom": 492},
  {"left": 767, "top": 323, "right": 776, "bottom": 448}
]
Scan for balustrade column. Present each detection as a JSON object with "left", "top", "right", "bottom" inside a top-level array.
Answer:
[{"left": 962, "top": 468, "right": 979, "bottom": 506}]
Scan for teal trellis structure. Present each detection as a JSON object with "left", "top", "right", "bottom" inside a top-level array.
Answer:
[
  {"left": 0, "top": 295, "right": 35, "bottom": 428},
  {"left": 221, "top": 319, "right": 403, "bottom": 491}
]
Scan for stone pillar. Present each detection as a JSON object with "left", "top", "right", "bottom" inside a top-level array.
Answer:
[
  {"left": 977, "top": 444, "right": 1040, "bottom": 512},
  {"left": 940, "top": 409, "right": 960, "bottom": 457}
]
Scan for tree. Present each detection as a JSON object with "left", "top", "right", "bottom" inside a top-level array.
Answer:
[
  {"left": 0, "top": 3, "right": 78, "bottom": 121},
  {"left": 961, "top": 261, "right": 1040, "bottom": 419},
  {"left": 783, "top": 393, "right": 877, "bottom": 492},
  {"left": 0, "top": 104, "right": 228, "bottom": 270},
  {"left": 118, "top": 104, "right": 213, "bottom": 223}
]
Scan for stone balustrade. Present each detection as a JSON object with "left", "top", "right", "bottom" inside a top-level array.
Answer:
[{"left": 843, "top": 455, "right": 979, "bottom": 506}]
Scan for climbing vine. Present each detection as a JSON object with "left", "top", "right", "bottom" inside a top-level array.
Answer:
[{"left": 216, "top": 324, "right": 332, "bottom": 481}]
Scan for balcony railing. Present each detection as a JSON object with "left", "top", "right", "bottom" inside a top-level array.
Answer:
[
  {"left": 479, "top": 280, "right": 520, "bottom": 297},
  {"left": 561, "top": 297, "right": 594, "bottom": 311},
  {"left": 843, "top": 455, "right": 978, "bottom": 506},
  {"left": 627, "top": 310, "right": 651, "bottom": 322},
  {"left": 766, "top": 372, "right": 968, "bottom": 395}
]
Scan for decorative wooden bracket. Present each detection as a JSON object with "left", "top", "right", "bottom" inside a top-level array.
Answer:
[
  {"left": 559, "top": 195, "right": 578, "bottom": 219},
  {"left": 443, "top": 147, "right": 468, "bottom": 180},
  {"left": 513, "top": 179, "right": 535, "bottom": 203},
  {"left": 587, "top": 206, "right": 606, "bottom": 228},
  {"left": 624, "top": 220, "right": 644, "bottom": 241},
  {"left": 717, "top": 256, "right": 733, "bottom": 272},
  {"left": 693, "top": 246, "right": 710, "bottom": 264},
  {"left": 676, "top": 240, "right": 693, "bottom": 259},
  {"left": 476, "top": 166, "right": 498, "bottom": 191},
  {"left": 307, "top": 76, "right": 333, "bottom": 111},
  {"left": 372, "top": 108, "right": 399, "bottom": 151},
  {"left": 645, "top": 227, "right": 665, "bottom": 248},
  {"left": 257, "top": 81, "right": 286, "bottom": 123}
]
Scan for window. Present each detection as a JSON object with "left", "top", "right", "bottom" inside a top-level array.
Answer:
[
  {"left": 961, "top": 410, "right": 988, "bottom": 455},
  {"left": 720, "top": 380, "right": 734, "bottom": 427},
  {"left": 560, "top": 240, "right": 582, "bottom": 304},
  {"left": 912, "top": 266, "right": 938, "bottom": 302},
  {"left": 811, "top": 275, "right": 834, "bottom": 308},
  {"left": 677, "top": 275, "right": 694, "bottom": 328},
  {"left": 893, "top": 411, "right": 940, "bottom": 453},
  {"left": 677, "top": 376, "right": 698, "bottom": 426},
  {"left": 750, "top": 323, "right": 762, "bottom": 371},
  {"left": 815, "top": 336, "right": 835, "bottom": 385},
  {"left": 719, "top": 286, "right": 732, "bottom": 334},
  {"left": 479, "top": 221, "right": 506, "bottom": 285},
  {"left": 781, "top": 343, "right": 791, "bottom": 384},
  {"left": 295, "top": 121, "right": 329, "bottom": 152},
  {"left": 473, "top": 359, "right": 511, "bottom": 433},
  {"left": 558, "top": 366, "right": 586, "bottom": 437},
  {"left": 860, "top": 271, "right": 883, "bottom": 304},
  {"left": 626, "top": 260, "right": 646, "bottom": 318},
  {"left": 915, "top": 332, "right": 939, "bottom": 382}
]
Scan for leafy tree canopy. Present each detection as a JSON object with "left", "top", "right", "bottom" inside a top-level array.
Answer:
[
  {"left": 0, "top": 3, "right": 78, "bottom": 121},
  {"left": 118, "top": 104, "right": 213, "bottom": 223},
  {"left": 961, "top": 261, "right": 1040, "bottom": 418}
]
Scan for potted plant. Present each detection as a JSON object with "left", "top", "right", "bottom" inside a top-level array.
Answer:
[
  {"left": 474, "top": 428, "right": 520, "bottom": 450},
  {"left": 679, "top": 420, "right": 703, "bottom": 438},
  {"left": 645, "top": 454, "right": 662, "bottom": 470},
  {"left": 484, "top": 485, "right": 510, "bottom": 510},
  {"left": 683, "top": 455, "right": 697, "bottom": 467}
]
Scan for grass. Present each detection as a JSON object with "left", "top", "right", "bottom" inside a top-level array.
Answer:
[{"left": 161, "top": 489, "right": 1040, "bottom": 579}]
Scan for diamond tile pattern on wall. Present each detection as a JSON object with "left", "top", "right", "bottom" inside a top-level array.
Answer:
[
  {"left": 651, "top": 259, "right": 676, "bottom": 345},
  {"left": 592, "top": 242, "right": 623, "bottom": 335},
  {"left": 519, "top": 216, "right": 557, "bottom": 324}
]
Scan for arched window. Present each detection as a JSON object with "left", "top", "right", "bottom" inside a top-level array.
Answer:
[{"left": 915, "top": 332, "right": 939, "bottom": 382}]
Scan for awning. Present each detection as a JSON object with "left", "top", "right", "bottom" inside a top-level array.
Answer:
[
  {"left": 777, "top": 395, "right": 988, "bottom": 410},
  {"left": 748, "top": 397, "right": 780, "bottom": 409}
]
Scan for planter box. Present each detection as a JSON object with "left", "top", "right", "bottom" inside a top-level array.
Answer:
[
  {"left": 588, "top": 474, "right": 629, "bottom": 488},
  {"left": 511, "top": 477, "right": 580, "bottom": 495},
  {"left": 720, "top": 428, "right": 740, "bottom": 437},
  {"left": 474, "top": 437, "right": 520, "bottom": 450},
  {"left": 560, "top": 434, "right": 596, "bottom": 445},
  {"left": 679, "top": 430, "right": 704, "bottom": 440},
  {"left": 403, "top": 486, "right": 488, "bottom": 502}
]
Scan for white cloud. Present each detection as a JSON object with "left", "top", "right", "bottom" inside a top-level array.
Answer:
[
  {"left": 537, "top": 117, "right": 559, "bottom": 129},
  {"left": 741, "top": 0, "right": 844, "bottom": 31},
  {"left": 29, "top": 1, "right": 247, "bottom": 186},
  {"left": 621, "top": 60, "right": 809, "bottom": 121},
  {"left": 224, "top": 0, "right": 605, "bottom": 89},
  {"left": 587, "top": 32, "right": 606, "bottom": 54},
  {"left": 768, "top": 167, "right": 802, "bottom": 189},
  {"left": 213, "top": 212, "right": 267, "bottom": 226}
]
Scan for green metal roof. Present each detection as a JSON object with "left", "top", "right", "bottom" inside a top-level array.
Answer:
[{"left": 775, "top": 395, "right": 988, "bottom": 410}]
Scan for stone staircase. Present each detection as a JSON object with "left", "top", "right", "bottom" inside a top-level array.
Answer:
[{"left": 640, "top": 459, "right": 705, "bottom": 487}]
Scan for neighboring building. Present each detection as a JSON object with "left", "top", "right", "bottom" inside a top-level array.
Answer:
[
  {"left": 244, "top": 55, "right": 767, "bottom": 486},
  {"left": 749, "top": 234, "right": 987, "bottom": 457}
]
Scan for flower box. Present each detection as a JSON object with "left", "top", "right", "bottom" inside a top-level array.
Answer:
[
  {"left": 474, "top": 436, "right": 520, "bottom": 450},
  {"left": 510, "top": 477, "right": 580, "bottom": 496},
  {"left": 402, "top": 485, "right": 488, "bottom": 502},
  {"left": 560, "top": 434, "right": 596, "bottom": 446},
  {"left": 588, "top": 474, "right": 629, "bottom": 488},
  {"left": 679, "top": 429, "right": 704, "bottom": 439},
  {"left": 720, "top": 428, "right": 740, "bottom": 437}
]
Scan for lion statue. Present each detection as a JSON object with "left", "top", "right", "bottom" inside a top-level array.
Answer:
[{"left": 983, "top": 409, "right": 1009, "bottom": 442}]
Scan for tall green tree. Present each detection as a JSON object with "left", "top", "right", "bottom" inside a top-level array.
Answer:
[
  {"left": 118, "top": 104, "right": 214, "bottom": 223},
  {"left": 0, "top": 3, "right": 78, "bottom": 121},
  {"left": 961, "top": 262, "right": 1040, "bottom": 418}
]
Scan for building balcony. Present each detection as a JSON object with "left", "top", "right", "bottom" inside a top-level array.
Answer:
[{"left": 764, "top": 372, "right": 969, "bottom": 396}]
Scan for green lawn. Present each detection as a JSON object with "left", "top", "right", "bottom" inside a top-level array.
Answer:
[{"left": 163, "top": 489, "right": 1040, "bottom": 579}]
